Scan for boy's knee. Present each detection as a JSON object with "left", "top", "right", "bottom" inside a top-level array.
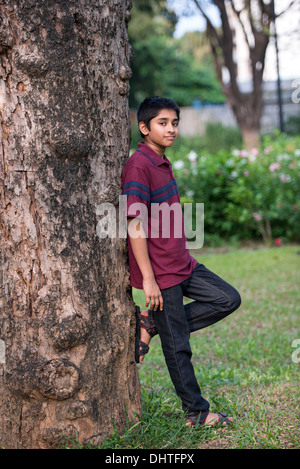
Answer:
[{"left": 230, "top": 289, "right": 241, "bottom": 312}]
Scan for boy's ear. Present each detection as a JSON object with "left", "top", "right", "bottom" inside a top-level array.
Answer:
[{"left": 139, "top": 121, "right": 149, "bottom": 137}]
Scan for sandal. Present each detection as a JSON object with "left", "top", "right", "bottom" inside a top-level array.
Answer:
[
  {"left": 186, "top": 410, "right": 232, "bottom": 427},
  {"left": 135, "top": 305, "right": 158, "bottom": 363},
  {"left": 138, "top": 307, "right": 158, "bottom": 338}
]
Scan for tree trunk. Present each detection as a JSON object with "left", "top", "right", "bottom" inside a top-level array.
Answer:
[
  {"left": 0, "top": 0, "right": 141, "bottom": 449},
  {"left": 195, "top": 1, "right": 274, "bottom": 150},
  {"left": 229, "top": 93, "right": 262, "bottom": 150},
  {"left": 240, "top": 127, "right": 260, "bottom": 151}
]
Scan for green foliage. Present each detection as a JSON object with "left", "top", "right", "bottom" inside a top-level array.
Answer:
[
  {"left": 128, "top": 0, "right": 177, "bottom": 39},
  {"left": 128, "top": 1, "right": 224, "bottom": 108},
  {"left": 285, "top": 115, "right": 300, "bottom": 136},
  {"left": 167, "top": 130, "right": 300, "bottom": 245}
]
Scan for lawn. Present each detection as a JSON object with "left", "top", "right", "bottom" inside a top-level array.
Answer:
[{"left": 102, "top": 245, "right": 300, "bottom": 449}]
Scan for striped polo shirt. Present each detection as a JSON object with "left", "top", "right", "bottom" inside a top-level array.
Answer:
[{"left": 122, "top": 142, "right": 197, "bottom": 290}]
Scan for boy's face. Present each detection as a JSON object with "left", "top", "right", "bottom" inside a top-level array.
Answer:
[{"left": 139, "top": 109, "right": 179, "bottom": 155}]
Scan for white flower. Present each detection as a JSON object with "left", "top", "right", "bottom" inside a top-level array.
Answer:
[
  {"left": 277, "top": 153, "right": 290, "bottom": 161},
  {"left": 225, "top": 159, "right": 235, "bottom": 167},
  {"left": 173, "top": 160, "right": 184, "bottom": 170},
  {"left": 280, "top": 174, "right": 291, "bottom": 183},
  {"left": 248, "top": 154, "right": 257, "bottom": 162},
  {"left": 187, "top": 151, "right": 197, "bottom": 162}
]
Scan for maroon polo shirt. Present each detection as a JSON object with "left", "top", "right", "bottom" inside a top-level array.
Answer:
[{"left": 122, "top": 142, "right": 197, "bottom": 290}]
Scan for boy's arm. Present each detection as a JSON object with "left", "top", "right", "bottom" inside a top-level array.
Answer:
[{"left": 127, "top": 218, "right": 163, "bottom": 312}]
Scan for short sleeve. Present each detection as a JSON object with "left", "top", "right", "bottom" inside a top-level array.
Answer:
[{"left": 122, "top": 167, "right": 150, "bottom": 220}]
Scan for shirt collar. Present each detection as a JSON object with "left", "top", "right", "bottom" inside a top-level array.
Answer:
[{"left": 138, "top": 142, "right": 171, "bottom": 167}]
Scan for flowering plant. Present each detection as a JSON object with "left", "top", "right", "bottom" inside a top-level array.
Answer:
[{"left": 169, "top": 132, "right": 300, "bottom": 245}]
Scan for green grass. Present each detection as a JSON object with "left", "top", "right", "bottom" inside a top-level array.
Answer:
[{"left": 102, "top": 245, "right": 300, "bottom": 449}]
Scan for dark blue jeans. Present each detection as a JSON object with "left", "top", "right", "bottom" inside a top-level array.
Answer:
[{"left": 152, "top": 262, "right": 241, "bottom": 414}]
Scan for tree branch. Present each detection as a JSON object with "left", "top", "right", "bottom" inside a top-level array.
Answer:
[
  {"left": 228, "top": 0, "right": 251, "bottom": 50},
  {"left": 193, "top": 0, "right": 221, "bottom": 47},
  {"left": 275, "top": 0, "right": 297, "bottom": 18}
]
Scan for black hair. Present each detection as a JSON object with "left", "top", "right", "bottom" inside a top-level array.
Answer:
[{"left": 137, "top": 97, "right": 180, "bottom": 138}]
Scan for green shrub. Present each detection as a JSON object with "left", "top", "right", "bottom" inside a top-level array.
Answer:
[{"left": 168, "top": 131, "right": 300, "bottom": 245}]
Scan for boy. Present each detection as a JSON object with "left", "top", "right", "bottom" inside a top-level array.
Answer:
[{"left": 122, "top": 97, "right": 241, "bottom": 426}]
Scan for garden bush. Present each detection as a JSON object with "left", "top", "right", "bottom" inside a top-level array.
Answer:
[{"left": 167, "top": 131, "right": 300, "bottom": 246}]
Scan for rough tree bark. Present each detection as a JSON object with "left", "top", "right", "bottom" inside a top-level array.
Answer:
[{"left": 0, "top": 0, "right": 141, "bottom": 449}]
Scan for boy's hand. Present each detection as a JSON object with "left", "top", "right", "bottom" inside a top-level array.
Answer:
[{"left": 143, "top": 277, "right": 163, "bottom": 311}]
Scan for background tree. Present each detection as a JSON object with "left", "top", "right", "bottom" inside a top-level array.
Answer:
[
  {"left": 0, "top": 0, "right": 140, "bottom": 449},
  {"left": 173, "top": 31, "right": 226, "bottom": 106},
  {"left": 128, "top": 0, "right": 224, "bottom": 108},
  {"left": 191, "top": 0, "right": 280, "bottom": 149}
]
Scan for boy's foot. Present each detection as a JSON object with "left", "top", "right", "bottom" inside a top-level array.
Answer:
[
  {"left": 139, "top": 310, "right": 151, "bottom": 364},
  {"left": 135, "top": 307, "right": 158, "bottom": 364},
  {"left": 185, "top": 410, "right": 233, "bottom": 427}
]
